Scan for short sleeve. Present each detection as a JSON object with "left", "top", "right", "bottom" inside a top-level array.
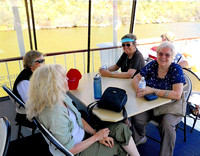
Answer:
[
  {"left": 169, "top": 63, "right": 185, "bottom": 84},
  {"left": 116, "top": 52, "right": 127, "bottom": 67},
  {"left": 129, "top": 51, "right": 145, "bottom": 70},
  {"left": 140, "top": 60, "right": 157, "bottom": 79}
]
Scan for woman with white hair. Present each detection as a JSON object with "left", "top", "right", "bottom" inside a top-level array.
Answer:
[
  {"left": 26, "top": 64, "right": 140, "bottom": 156},
  {"left": 149, "top": 31, "right": 189, "bottom": 68},
  {"left": 131, "top": 41, "right": 185, "bottom": 156}
]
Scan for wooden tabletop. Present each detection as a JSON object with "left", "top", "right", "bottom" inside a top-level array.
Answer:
[{"left": 68, "top": 72, "right": 171, "bottom": 122}]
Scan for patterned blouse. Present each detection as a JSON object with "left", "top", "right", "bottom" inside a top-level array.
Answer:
[{"left": 140, "top": 60, "right": 185, "bottom": 90}]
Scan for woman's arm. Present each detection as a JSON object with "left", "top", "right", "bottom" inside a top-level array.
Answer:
[
  {"left": 108, "top": 64, "right": 119, "bottom": 71},
  {"left": 81, "top": 118, "right": 96, "bottom": 135},
  {"left": 99, "top": 65, "right": 119, "bottom": 77},
  {"left": 153, "top": 83, "right": 183, "bottom": 100},
  {"left": 81, "top": 118, "right": 114, "bottom": 147},
  {"left": 133, "top": 72, "right": 183, "bottom": 100},
  {"left": 136, "top": 83, "right": 183, "bottom": 100},
  {"left": 70, "top": 128, "right": 110, "bottom": 154},
  {"left": 100, "top": 66, "right": 136, "bottom": 78},
  {"left": 110, "top": 69, "right": 136, "bottom": 78},
  {"left": 132, "top": 73, "right": 142, "bottom": 91}
]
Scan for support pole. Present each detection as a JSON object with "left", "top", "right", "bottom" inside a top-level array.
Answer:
[
  {"left": 87, "top": 0, "right": 92, "bottom": 73},
  {"left": 30, "top": 0, "right": 37, "bottom": 50},
  {"left": 113, "top": 0, "right": 117, "bottom": 47},
  {"left": 129, "top": 0, "right": 137, "bottom": 34},
  {"left": 113, "top": 0, "right": 118, "bottom": 63},
  {"left": 24, "top": 0, "right": 33, "bottom": 50}
]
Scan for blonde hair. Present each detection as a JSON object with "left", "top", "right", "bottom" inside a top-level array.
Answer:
[
  {"left": 26, "top": 64, "right": 67, "bottom": 120},
  {"left": 161, "top": 31, "right": 175, "bottom": 42}
]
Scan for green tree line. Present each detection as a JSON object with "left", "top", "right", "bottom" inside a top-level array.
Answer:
[{"left": 0, "top": 0, "right": 200, "bottom": 31}]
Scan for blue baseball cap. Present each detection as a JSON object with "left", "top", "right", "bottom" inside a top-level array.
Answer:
[{"left": 121, "top": 38, "right": 135, "bottom": 43}]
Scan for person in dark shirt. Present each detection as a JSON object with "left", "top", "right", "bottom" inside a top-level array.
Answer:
[
  {"left": 13, "top": 50, "right": 45, "bottom": 103},
  {"left": 13, "top": 50, "right": 44, "bottom": 129},
  {"left": 99, "top": 34, "right": 145, "bottom": 79}
]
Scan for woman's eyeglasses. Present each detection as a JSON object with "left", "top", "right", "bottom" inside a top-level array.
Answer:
[
  {"left": 157, "top": 52, "right": 171, "bottom": 58},
  {"left": 122, "top": 43, "right": 132, "bottom": 47},
  {"left": 34, "top": 59, "right": 45, "bottom": 64}
]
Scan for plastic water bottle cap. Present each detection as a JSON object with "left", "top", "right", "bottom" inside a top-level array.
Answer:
[
  {"left": 94, "top": 73, "right": 101, "bottom": 80},
  {"left": 101, "top": 65, "right": 107, "bottom": 70}
]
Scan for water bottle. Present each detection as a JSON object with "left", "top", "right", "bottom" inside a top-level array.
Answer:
[
  {"left": 101, "top": 65, "right": 107, "bottom": 70},
  {"left": 139, "top": 77, "right": 146, "bottom": 89},
  {"left": 93, "top": 73, "right": 102, "bottom": 99}
]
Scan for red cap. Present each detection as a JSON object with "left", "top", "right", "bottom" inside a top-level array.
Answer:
[{"left": 67, "top": 69, "right": 82, "bottom": 90}]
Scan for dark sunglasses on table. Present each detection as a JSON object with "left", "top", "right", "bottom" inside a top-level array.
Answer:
[
  {"left": 122, "top": 43, "right": 132, "bottom": 47},
  {"left": 34, "top": 59, "right": 45, "bottom": 64},
  {"left": 157, "top": 52, "right": 171, "bottom": 58}
]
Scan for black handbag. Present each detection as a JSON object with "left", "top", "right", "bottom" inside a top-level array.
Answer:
[{"left": 87, "top": 87, "right": 128, "bottom": 120}]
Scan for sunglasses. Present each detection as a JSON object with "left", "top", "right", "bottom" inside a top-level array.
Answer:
[
  {"left": 157, "top": 52, "right": 171, "bottom": 58},
  {"left": 122, "top": 43, "right": 132, "bottom": 47},
  {"left": 34, "top": 59, "right": 45, "bottom": 64}
]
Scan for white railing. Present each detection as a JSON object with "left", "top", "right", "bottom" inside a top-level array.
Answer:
[{"left": 1, "top": 37, "right": 200, "bottom": 97}]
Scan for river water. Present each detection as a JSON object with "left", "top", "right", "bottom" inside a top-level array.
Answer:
[
  {"left": 0, "top": 22, "right": 200, "bottom": 59},
  {"left": 0, "top": 22, "right": 200, "bottom": 96}
]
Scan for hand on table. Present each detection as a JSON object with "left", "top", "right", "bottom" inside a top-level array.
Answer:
[
  {"left": 136, "top": 86, "right": 152, "bottom": 97},
  {"left": 99, "top": 68, "right": 111, "bottom": 77}
]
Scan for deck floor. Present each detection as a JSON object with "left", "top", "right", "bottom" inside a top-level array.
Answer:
[{"left": 1, "top": 98, "right": 200, "bottom": 156}]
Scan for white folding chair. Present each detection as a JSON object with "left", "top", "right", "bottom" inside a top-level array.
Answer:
[
  {"left": 0, "top": 117, "right": 11, "bottom": 156},
  {"left": 33, "top": 117, "right": 74, "bottom": 156},
  {"left": 183, "top": 68, "right": 200, "bottom": 132},
  {"left": 2, "top": 85, "right": 37, "bottom": 139}
]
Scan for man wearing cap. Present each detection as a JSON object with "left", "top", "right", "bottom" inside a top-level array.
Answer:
[{"left": 99, "top": 34, "right": 145, "bottom": 78}]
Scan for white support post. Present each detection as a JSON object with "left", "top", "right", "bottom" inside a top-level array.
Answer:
[
  {"left": 113, "top": 0, "right": 119, "bottom": 64},
  {"left": 11, "top": 0, "right": 26, "bottom": 57}
]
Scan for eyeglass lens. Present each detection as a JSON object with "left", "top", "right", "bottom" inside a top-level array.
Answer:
[
  {"left": 122, "top": 43, "right": 131, "bottom": 47},
  {"left": 35, "top": 59, "right": 45, "bottom": 63},
  {"left": 158, "top": 52, "right": 171, "bottom": 58}
]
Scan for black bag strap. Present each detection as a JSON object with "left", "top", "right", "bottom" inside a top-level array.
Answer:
[
  {"left": 87, "top": 101, "right": 127, "bottom": 120},
  {"left": 87, "top": 101, "right": 98, "bottom": 115},
  {"left": 122, "top": 107, "right": 127, "bottom": 120}
]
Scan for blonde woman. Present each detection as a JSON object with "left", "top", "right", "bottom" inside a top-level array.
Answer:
[{"left": 26, "top": 64, "right": 140, "bottom": 156}]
